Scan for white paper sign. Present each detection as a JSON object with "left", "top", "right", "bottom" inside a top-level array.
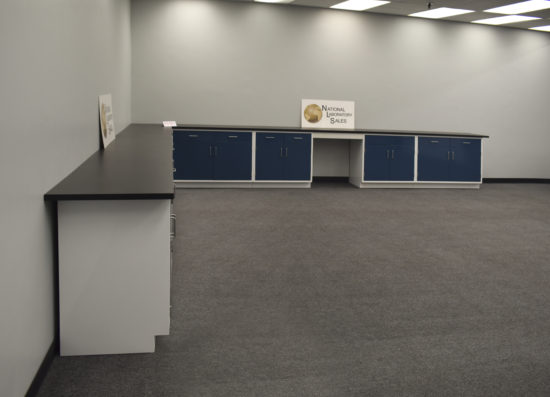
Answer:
[
  {"left": 301, "top": 99, "right": 355, "bottom": 129},
  {"left": 99, "top": 94, "right": 115, "bottom": 148},
  {"left": 163, "top": 121, "right": 177, "bottom": 127}
]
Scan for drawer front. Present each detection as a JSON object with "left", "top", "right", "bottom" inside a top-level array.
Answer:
[
  {"left": 390, "top": 136, "right": 414, "bottom": 147},
  {"left": 286, "top": 133, "right": 311, "bottom": 142},
  {"left": 257, "top": 133, "right": 284, "bottom": 145},
  {"left": 452, "top": 138, "right": 480, "bottom": 146},
  {"left": 365, "top": 135, "right": 392, "bottom": 146},
  {"left": 365, "top": 135, "right": 414, "bottom": 146},
  {"left": 214, "top": 132, "right": 252, "bottom": 143},
  {"left": 174, "top": 131, "right": 213, "bottom": 142}
]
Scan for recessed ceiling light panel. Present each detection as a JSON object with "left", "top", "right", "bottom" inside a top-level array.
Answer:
[
  {"left": 409, "top": 7, "right": 474, "bottom": 19},
  {"left": 529, "top": 24, "right": 550, "bottom": 31},
  {"left": 485, "top": 0, "right": 550, "bottom": 15},
  {"left": 330, "top": 0, "right": 390, "bottom": 11},
  {"left": 254, "top": 0, "right": 294, "bottom": 3},
  {"left": 472, "top": 15, "right": 540, "bottom": 25}
]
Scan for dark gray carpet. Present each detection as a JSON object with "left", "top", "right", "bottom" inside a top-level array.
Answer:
[{"left": 37, "top": 183, "right": 550, "bottom": 396}]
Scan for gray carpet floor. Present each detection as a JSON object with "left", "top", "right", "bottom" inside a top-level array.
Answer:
[{"left": 37, "top": 183, "right": 550, "bottom": 396}]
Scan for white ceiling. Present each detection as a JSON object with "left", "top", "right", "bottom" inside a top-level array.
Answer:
[{"left": 229, "top": 0, "right": 550, "bottom": 31}]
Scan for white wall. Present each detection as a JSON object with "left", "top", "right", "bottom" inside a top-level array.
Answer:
[
  {"left": 131, "top": 0, "right": 550, "bottom": 178},
  {"left": 0, "top": 0, "right": 131, "bottom": 395},
  {"left": 313, "top": 140, "right": 350, "bottom": 177}
]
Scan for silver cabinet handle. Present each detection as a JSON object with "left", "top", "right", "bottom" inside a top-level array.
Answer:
[
  {"left": 170, "top": 214, "right": 176, "bottom": 238},
  {"left": 463, "top": 142, "right": 471, "bottom": 145},
  {"left": 448, "top": 151, "right": 450, "bottom": 160},
  {"left": 228, "top": 135, "right": 238, "bottom": 139},
  {"left": 452, "top": 151, "right": 455, "bottom": 160},
  {"left": 431, "top": 140, "right": 439, "bottom": 143},
  {"left": 386, "top": 150, "right": 390, "bottom": 159},
  {"left": 188, "top": 134, "right": 198, "bottom": 138},
  {"left": 391, "top": 149, "right": 395, "bottom": 160},
  {"left": 293, "top": 137, "right": 303, "bottom": 140},
  {"left": 209, "top": 145, "right": 213, "bottom": 157},
  {"left": 265, "top": 136, "right": 275, "bottom": 139},
  {"left": 214, "top": 146, "right": 218, "bottom": 157},
  {"left": 280, "top": 147, "right": 283, "bottom": 157},
  {"left": 285, "top": 147, "right": 288, "bottom": 157}
]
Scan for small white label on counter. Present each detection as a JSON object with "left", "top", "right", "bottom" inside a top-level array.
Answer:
[{"left": 163, "top": 121, "right": 177, "bottom": 127}]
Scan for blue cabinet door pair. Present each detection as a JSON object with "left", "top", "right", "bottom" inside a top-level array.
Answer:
[
  {"left": 418, "top": 137, "right": 481, "bottom": 182},
  {"left": 256, "top": 133, "right": 311, "bottom": 181},
  {"left": 173, "top": 131, "right": 252, "bottom": 180},
  {"left": 364, "top": 135, "right": 414, "bottom": 181}
]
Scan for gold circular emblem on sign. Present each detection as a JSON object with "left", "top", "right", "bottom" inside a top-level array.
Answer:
[{"left": 304, "top": 104, "right": 322, "bottom": 123}]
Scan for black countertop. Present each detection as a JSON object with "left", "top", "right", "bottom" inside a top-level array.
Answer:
[
  {"left": 45, "top": 124, "right": 174, "bottom": 201},
  {"left": 174, "top": 124, "right": 489, "bottom": 138}
]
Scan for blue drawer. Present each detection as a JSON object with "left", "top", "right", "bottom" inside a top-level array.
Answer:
[
  {"left": 365, "top": 135, "right": 414, "bottom": 146},
  {"left": 174, "top": 131, "right": 212, "bottom": 142},
  {"left": 214, "top": 132, "right": 251, "bottom": 143}
]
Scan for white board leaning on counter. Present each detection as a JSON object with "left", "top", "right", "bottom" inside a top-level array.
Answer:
[{"left": 99, "top": 94, "right": 116, "bottom": 148}]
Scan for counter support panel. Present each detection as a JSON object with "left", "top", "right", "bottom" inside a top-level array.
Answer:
[{"left": 58, "top": 199, "right": 171, "bottom": 356}]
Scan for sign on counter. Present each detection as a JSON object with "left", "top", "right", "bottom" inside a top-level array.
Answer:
[
  {"left": 301, "top": 99, "right": 355, "bottom": 129},
  {"left": 99, "top": 94, "right": 116, "bottom": 148}
]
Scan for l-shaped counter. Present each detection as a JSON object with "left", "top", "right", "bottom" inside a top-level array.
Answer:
[{"left": 44, "top": 123, "right": 488, "bottom": 356}]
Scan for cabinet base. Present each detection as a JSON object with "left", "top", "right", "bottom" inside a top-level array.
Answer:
[
  {"left": 359, "top": 181, "right": 481, "bottom": 189},
  {"left": 175, "top": 180, "right": 481, "bottom": 189},
  {"left": 175, "top": 181, "right": 311, "bottom": 189}
]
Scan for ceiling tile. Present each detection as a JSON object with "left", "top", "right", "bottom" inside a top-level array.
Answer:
[{"left": 227, "top": 0, "right": 550, "bottom": 32}]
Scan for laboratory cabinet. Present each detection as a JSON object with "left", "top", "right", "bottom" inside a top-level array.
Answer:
[
  {"left": 171, "top": 125, "right": 487, "bottom": 188},
  {"left": 255, "top": 133, "right": 312, "bottom": 181},
  {"left": 363, "top": 135, "right": 414, "bottom": 181},
  {"left": 173, "top": 131, "right": 252, "bottom": 180},
  {"left": 418, "top": 137, "right": 481, "bottom": 182}
]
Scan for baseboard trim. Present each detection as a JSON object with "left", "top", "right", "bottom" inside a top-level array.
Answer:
[
  {"left": 483, "top": 178, "right": 550, "bottom": 184},
  {"left": 25, "top": 342, "right": 55, "bottom": 397}
]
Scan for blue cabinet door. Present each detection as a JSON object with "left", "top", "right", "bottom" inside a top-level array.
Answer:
[
  {"left": 364, "top": 136, "right": 414, "bottom": 181},
  {"left": 364, "top": 143, "right": 390, "bottom": 181},
  {"left": 283, "top": 134, "right": 311, "bottom": 180},
  {"left": 173, "top": 132, "right": 185, "bottom": 180},
  {"left": 389, "top": 140, "right": 415, "bottom": 181},
  {"left": 213, "top": 132, "right": 252, "bottom": 180},
  {"left": 450, "top": 139, "right": 481, "bottom": 182},
  {"left": 256, "top": 133, "right": 285, "bottom": 180},
  {"left": 173, "top": 132, "right": 213, "bottom": 180},
  {"left": 418, "top": 137, "right": 450, "bottom": 181}
]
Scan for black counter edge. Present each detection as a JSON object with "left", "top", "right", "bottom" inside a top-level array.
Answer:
[
  {"left": 483, "top": 178, "right": 550, "bottom": 184},
  {"left": 25, "top": 341, "right": 55, "bottom": 397},
  {"left": 173, "top": 125, "right": 489, "bottom": 138},
  {"left": 44, "top": 193, "right": 175, "bottom": 201}
]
